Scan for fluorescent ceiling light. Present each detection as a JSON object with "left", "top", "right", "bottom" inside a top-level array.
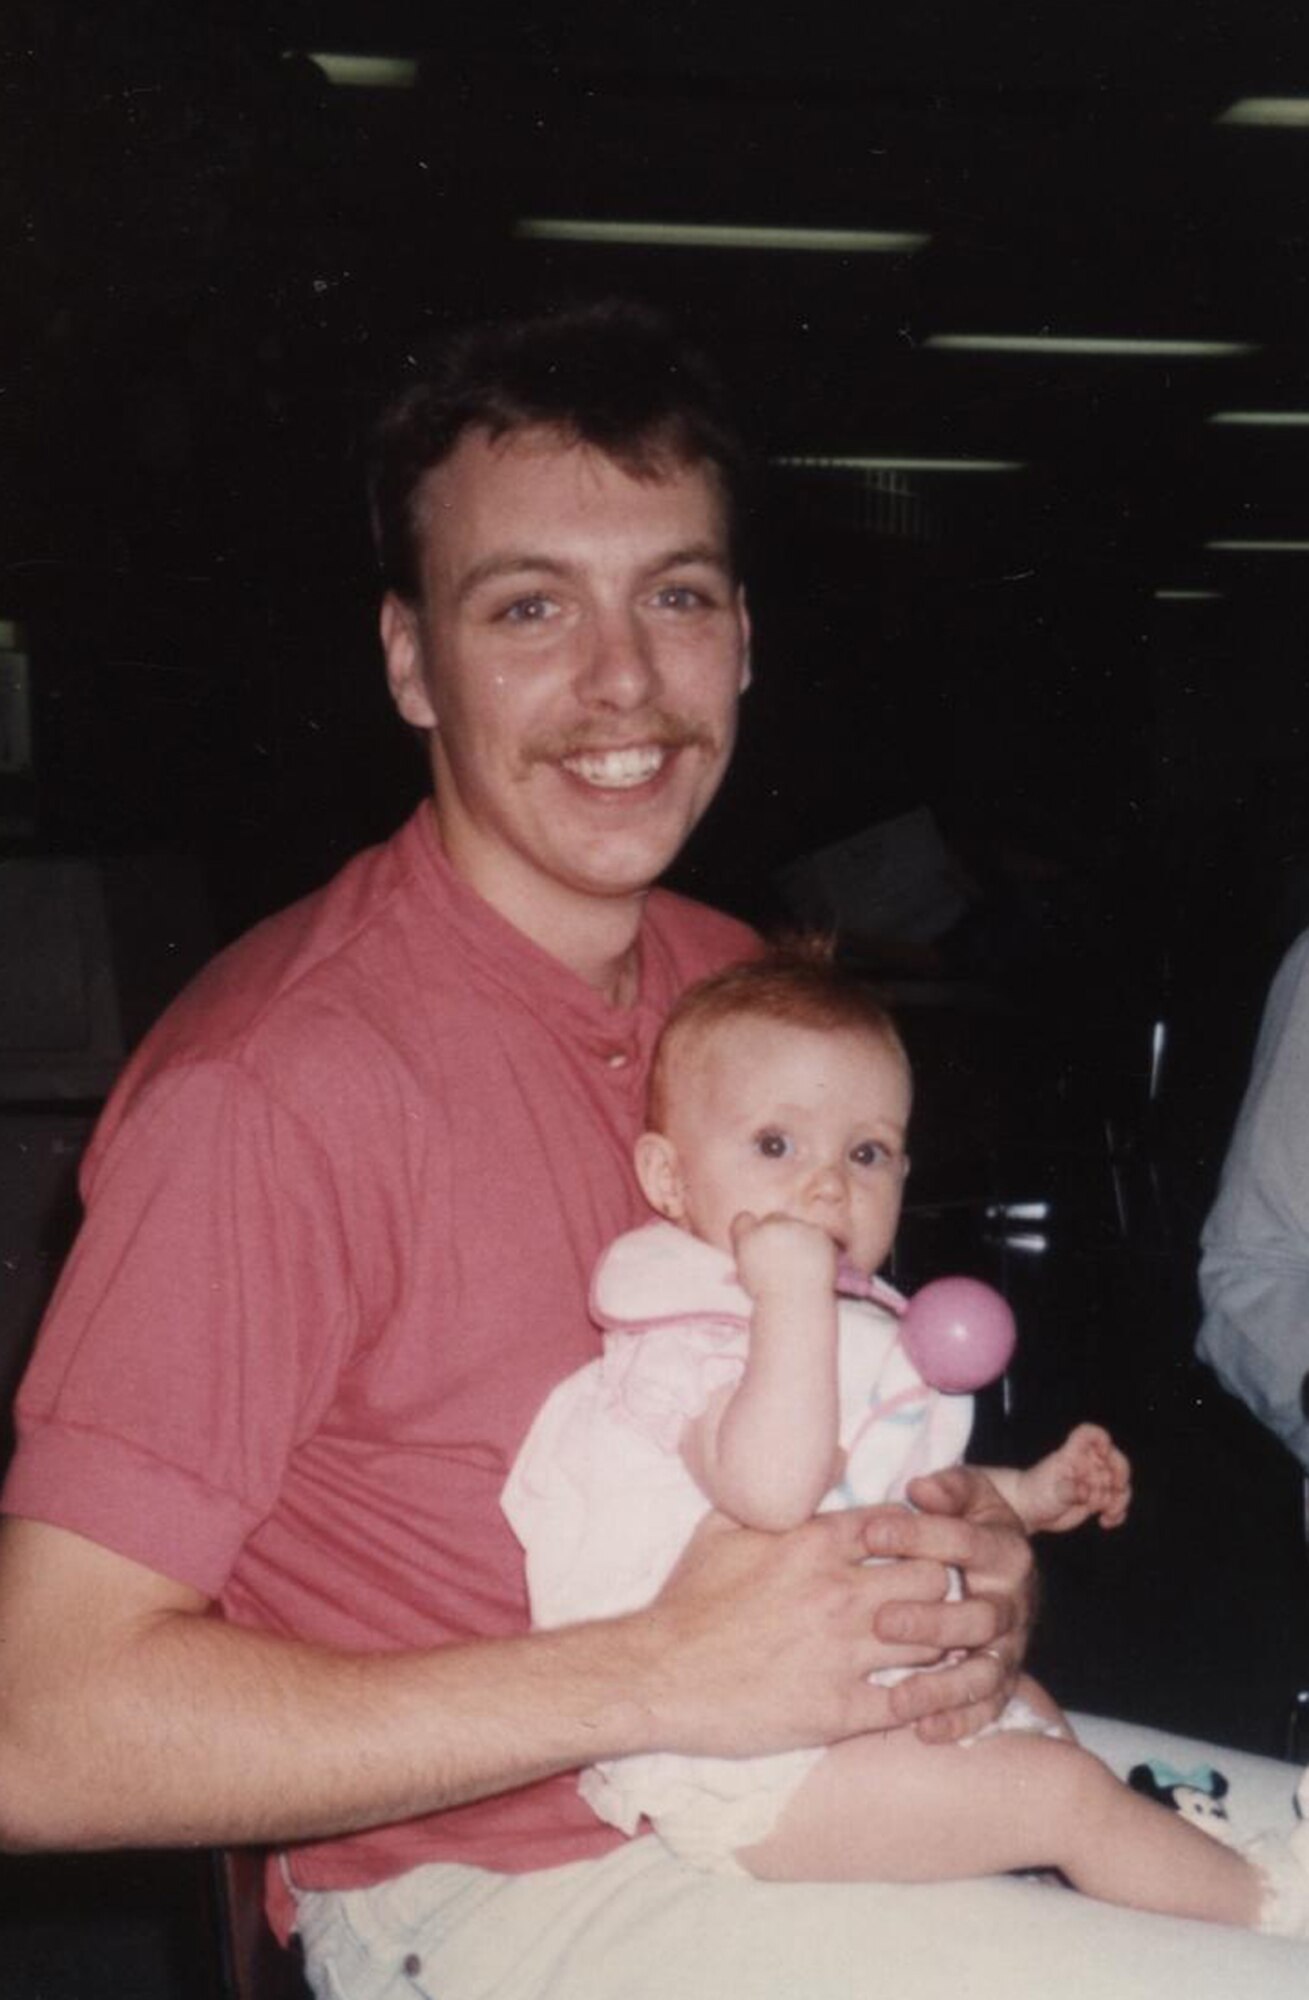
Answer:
[
  {"left": 774, "top": 454, "right": 1022, "bottom": 473},
  {"left": 515, "top": 219, "right": 929, "bottom": 253},
  {"left": 1218, "top": 97, "right": 1309, "bottom": 128},
  {"left": 927, "top": 333, "right": 1255, "bottom": 358},
  {"left": 304, "top": 52, "right": 417, "bottom": 87},
  {"left": 1209, "top": 410, "right": 1309, "bottom": 427},
  {"left": 1153, "top": 589, "right": 1224, "bottom": 601},
  {"left": 1207, "top": 538, "right": 1309, "bottom": 552}
]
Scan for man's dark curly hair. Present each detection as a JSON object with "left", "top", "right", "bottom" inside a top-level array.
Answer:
[{"left": 366, "top": 299, "right": 753, "bottom": 601}]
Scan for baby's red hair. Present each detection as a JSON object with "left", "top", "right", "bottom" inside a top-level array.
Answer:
[{"left": 647, "top": 936, "right": 910, "bottom": 1132}]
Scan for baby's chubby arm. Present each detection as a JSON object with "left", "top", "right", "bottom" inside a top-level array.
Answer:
[
  {"left": 681, "top": 1213, "right": 843, "bottom": 1531},
  {"left": 982, "top": 1422, "right": 1132, "bottom": 1534}
]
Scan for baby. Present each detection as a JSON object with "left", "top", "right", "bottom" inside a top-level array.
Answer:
[{"left": 502, "top": 946, "right": 1309, "bottom": 1937}]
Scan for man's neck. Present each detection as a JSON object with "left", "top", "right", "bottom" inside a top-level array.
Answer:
[
  {"left": 430, "top": 803, "right": 645, "bottom": 1007},
  {"left": 543, "top": 903, "right": 644, "bottom": 1007}
]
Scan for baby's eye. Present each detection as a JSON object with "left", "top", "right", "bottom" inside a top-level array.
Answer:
[
  {"left": 752, "top": 1128, "right": 793, "bottom": 1160},
  {"left": 850, "top": 1139, "right": 894, "bottom": 1169}
]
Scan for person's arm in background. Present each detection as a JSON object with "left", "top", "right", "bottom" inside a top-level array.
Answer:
[{"left": 1197, "top": 930, "right": 1309, "bottom": 1474}]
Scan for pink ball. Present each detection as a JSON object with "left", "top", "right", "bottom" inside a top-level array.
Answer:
[{"left": 899, "top": 1276, "right": 1016, "bottom": 1393}]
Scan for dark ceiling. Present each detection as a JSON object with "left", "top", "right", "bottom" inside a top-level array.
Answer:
[{"left": 5, "top": 4, "right": 1309, "bottom": 947}]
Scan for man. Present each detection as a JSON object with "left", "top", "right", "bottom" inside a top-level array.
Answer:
[{"left": 0, "top": 303, "right": 1030, "bottom": 1987}]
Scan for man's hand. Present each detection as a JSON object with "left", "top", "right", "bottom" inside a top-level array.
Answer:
[
  {"left": 861, "top": 1466, "right": 1036, "bottom": 1744},
  {"left": 639, "top": 1506, "right": 955, "bottom": 1758}
]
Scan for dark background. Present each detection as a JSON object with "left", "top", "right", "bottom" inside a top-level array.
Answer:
[{"left": 4, "top": 4, "right": 1309, "bottom": 1992}]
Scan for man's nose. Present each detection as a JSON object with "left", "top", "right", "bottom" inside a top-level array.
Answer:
[{"left": 576, "top": 607, "right": 660, "bottom": 709}]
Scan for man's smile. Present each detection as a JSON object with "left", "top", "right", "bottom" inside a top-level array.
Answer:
[{"left": 558, "top": 744, "right": 672, "bottom": 789}]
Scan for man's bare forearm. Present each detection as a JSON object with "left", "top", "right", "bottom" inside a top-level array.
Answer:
[
  {"left": 0, "top": 1482, "right": 1034, "bottom": 1853},
  {"left": 0, "top": 1519, "right": 662, "bottom": 1852}
]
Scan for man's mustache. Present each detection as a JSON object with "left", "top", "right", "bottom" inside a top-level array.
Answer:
[{"left": 527, "top": 714, "right": 718, "bottom": 762}]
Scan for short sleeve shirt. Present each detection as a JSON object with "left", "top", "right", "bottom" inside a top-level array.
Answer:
[{"left": 3, "top": 804, "right": 758, "bottom": 1908}]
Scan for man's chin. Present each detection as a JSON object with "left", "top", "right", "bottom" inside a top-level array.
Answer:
[
  {"left": 538, "top": 791, "right": 721, "bottom": 892},
  {"left": 548, "top": 828, "right": 699, "bottom": 902},
  {"left": 555, "top": 848, "right": 686, "bottom": 902}
]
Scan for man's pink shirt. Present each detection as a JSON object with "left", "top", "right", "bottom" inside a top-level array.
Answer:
[{"left": 3, "top": 804, "right": 755, "bottom": 1921}]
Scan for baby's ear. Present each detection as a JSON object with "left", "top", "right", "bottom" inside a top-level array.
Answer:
[{"left": 634, "top": 1131, "right": 688, "bottom": 1223}]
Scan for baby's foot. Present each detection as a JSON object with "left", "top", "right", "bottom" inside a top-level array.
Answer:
[
  {"left": 1291, "top": 1768, "right": 1309, "bottom": 1862},
  {"left": 1247, "top": 1769, "right": 1309, "bottom": 1938}
]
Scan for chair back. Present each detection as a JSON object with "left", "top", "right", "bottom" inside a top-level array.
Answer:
[{"left": 213, "top": 1848, "right": 311, "bottom": 2000}]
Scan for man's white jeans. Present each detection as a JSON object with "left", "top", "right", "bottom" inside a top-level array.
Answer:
[{"left": 292, "top": 1716, "right": 1308, "bottom": 2000}]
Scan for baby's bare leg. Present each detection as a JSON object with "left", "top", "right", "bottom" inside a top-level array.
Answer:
[{"left": 739, "top": 1701, "right": 1262, "bottom": 1928}]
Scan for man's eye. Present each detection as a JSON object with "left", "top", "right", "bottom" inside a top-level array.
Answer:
[
  {"left": 753, "top": 1130, "right": 792, "bottom": 1160},
  {"left": 653, "top": 583, "right": 707, "bottom": 612},
  {"left": 500, "top": 595, "right": 554, "bottom": 624}
]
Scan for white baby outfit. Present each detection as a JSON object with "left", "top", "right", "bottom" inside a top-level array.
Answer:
[{"left": 502, "top": 1219, "right": 993, "bottom": 1870}]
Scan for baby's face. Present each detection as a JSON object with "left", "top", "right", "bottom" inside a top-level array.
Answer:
[{"left": 642, "top": 1016, "right": 911, "bottom": 1276}]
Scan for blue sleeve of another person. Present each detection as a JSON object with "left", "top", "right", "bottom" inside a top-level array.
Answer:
[{"left": 1198, "top": 929, "right": 1309, "bottom": 1472}]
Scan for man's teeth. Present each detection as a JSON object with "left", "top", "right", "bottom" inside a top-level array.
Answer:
[{"left": 562, "top": 746, "right": 668, "bottom": 789}]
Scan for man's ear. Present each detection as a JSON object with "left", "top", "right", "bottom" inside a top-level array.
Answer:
[
  {"left": 380, "top": 593, "right": 438, "bottom": 730},
  {"left": 634, "top": 1131, "right": 689, "bottom": 1223}
]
